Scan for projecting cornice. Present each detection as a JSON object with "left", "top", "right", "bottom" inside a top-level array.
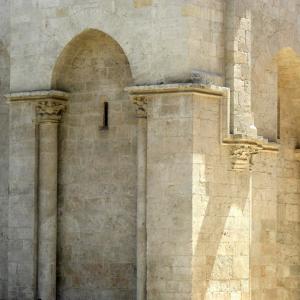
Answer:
[
  {"left": 5, "top": 90, "right": 69, "bottom": 102},
  {"left": 126, "top": 83, "right": 229, "bottom": 97}
]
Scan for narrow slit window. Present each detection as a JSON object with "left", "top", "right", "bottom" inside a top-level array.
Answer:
[{"left": 102, "top": 101, "right": 109, "bottom": 129}]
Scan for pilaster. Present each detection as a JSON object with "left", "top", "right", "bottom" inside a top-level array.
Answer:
[
  {"left": 127, "top": 83, "right": 230, "bottom": 300},
  {"left": 132, "top": 95, "right": 148, "bottom": 300},
  {"left": 6, "top": 90, "right": 68, "bottom": 300},
  {"left": 225, "top": 0, "right": 257, "bottom": 137}
]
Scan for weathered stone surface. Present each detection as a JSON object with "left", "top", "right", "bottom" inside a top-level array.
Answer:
[{"left": 0, "top": 1, "right": 299, "bottom": 300}]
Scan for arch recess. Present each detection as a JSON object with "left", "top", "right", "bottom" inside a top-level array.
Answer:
[{"left": 51, "top": 28, "right": 132, "bottom": 91}]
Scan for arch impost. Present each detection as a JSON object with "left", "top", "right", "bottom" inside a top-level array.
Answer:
[
  {"left": 6, "top": 90, "right": 69, "bottom": 123},
  {"left": 6, "top": 90, "right": 69, "bottom": 102}
]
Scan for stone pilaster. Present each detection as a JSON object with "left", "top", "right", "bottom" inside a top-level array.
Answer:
[
  {"left": 127, "top": 83, "right": 230, "bottom": 300},
  {"left": 225, "top": 0, "right": 257, "bottom": 137},
  {"left": 132, "top": 95, "right": 148, "bottom": 300},
  {"left": 36, "top": 100, "right": 66, "bottom": 300},
  {"left": 6, "top": 91, "right": 68, "bottom": 300}
]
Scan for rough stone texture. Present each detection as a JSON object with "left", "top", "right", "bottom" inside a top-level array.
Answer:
[
  {"left": 1, "top": 0, "right": 300, "bottom": 299},
  {"left": 0, "top": 0, "right": 9, "bottom": 298}
]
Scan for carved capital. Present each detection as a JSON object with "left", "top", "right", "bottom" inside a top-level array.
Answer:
[
  {"left": 231, "top": 144, "right": 261, "bottom": 171},
  {"left": 133, "top": 96, "right": 148, "bottom": 118},
  {"left": 36, "top": 100, "right": 67, "bottom": 123}
]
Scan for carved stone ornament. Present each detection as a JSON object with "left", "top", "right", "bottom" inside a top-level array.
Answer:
[
  {"left": 36, "top": 100, "right": 67, "bottom": 123},
  {"left": 231, "top": 144, "right": 261, "bottom": 171},
  {"left": 133, "top": 96, "right": 148, "bottom": 118}
]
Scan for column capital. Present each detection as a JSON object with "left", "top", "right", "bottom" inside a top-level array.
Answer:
[
  {"left": 36, "top": 100, "right": 67, "bottom": 123},
  {"left": 223, "top": 135, "right": 279, "bottom": 171},
  {"left": 133, "top": 96, "right": 148, "bottom": 118},
  {"left": 231, "top": 144, "right": 261, "bottom": 171}
]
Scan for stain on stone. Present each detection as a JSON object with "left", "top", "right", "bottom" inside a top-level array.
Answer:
[
  {"left": 182, "top": 4, "right": 201, "bottom": 17},
  {"left": 133, "top": 0, "right": 152, "bottom": 9},
  {"left": 56, "top": 8, "right": 68, "bottom": 17}
]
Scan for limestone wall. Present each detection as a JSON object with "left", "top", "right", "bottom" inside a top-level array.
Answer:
[
  {"left": 0, "top": 0, "right": 9, "bottom": 298},
  {"left": 250, "top": 2, "right": 300, "bottom": 298},
  {"left": 10, "top": 0, "right": 225, "bottom": 91},
  {"left": 1, "top": 0, "right": 300, "bottom": 299},
  {"left": 192, "top": 94, "right": 251, "bottom": 299},
  {"left": 146, "top": 93, "right": 194, "bottom": 299}
]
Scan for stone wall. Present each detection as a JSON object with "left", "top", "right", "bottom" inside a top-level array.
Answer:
[
  {"left": 1, "top": 0, "right": 300, "bottom": 299},
  {"left": 146, "top": 93, "right": 194, "bottom": 299},
  {"left": 53, "top": 29, "right": 137, "bottom": 299},
  {"left": 0, "top": 0, "right": 9, "bottom": 298},
  {"left": 192, "top": 94, "right": 251, "bottom": 299},
  {"left": 10, "top": 0, "right": 225, "bottom": 91}
]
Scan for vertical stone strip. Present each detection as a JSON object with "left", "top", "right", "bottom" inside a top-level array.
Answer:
[
  {"left": 225, "top": 0, "right": 257, "bottom": 137},
  {"left": 7, "top": 100, "right": 38, "bottom": 300},
  {"left": 133, "top": 96, "right": 148, "bottom": 300},
  {"left": 36, "top": 100, "right": 66, "bottom": 300}
]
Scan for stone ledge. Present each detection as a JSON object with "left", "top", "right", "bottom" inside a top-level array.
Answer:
[
  {"left": 126, "top": 83, "right": 229, "bottom": 97},
  {"left": 6, "top": 90, "right": 69, "bottom": 102},
  {"left": 223, "top": 134, "right": 280, "bottom": 153}
]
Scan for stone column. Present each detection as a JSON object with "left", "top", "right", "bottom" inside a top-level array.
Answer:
[
  {"left": 133, "top": 96, "right": 148, "bottom": 300},
  {"left": 36, "top": 100, "right": 66, "bottom": 300}
]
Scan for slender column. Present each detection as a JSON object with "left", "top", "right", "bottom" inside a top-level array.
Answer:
[
  {"left": 133, "top": 96, "right": 148, "bottom": 300},
  {"left": 36, "top": 100, "right": 66, "bottom": 300}
]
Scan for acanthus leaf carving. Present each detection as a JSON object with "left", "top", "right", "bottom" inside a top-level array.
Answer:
[
  {"left": 231, "top": 144, "right": 261, "bottom": 171},
  {"left": 133, "top": 96, "right": 148, "bottom": 118},
  {"left": 36, "top": 100, "right": 67, "bottom": 123}
]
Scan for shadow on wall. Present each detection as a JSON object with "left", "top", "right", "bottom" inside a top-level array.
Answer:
[
  {"left": 276, "top": 48, "right": 300, "bottom": 300},
  {"left": 276, "top": 48, "right": 300, "bottom": 145},
  {"left": 252, "top": 46, "right": 300, "bottom": 143},
  {"left": 189, "top": 97, "right": 251, "bottom": 299}
]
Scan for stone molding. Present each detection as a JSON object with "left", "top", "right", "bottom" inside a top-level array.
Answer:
[
  {"left": 126, "top": 83, "right": 228, "bottom": 97},
  {"left": 223, "top": 135, "right": 279, "bottom": 171},
  {"left": 6, "top": 90, "right": 69, "bottom": 102},
  {"left": 36, "top": 100, "right": 67, "bottom": 123},
  {"left": 126, "top": 83, "right": 229, "bottom": 128},
  {"left": 133, "top": 96, "right": 148, "bottom": 118},
  {"left": 6, "top": 90, "right": 69, "bottom": 123}
]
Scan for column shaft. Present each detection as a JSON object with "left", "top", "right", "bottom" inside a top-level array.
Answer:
[
  {"left": 37, "top": 122, "right": 58, "bottom": 300},
  {"left": 137, "top": 117, "right": 147, "bottom": 300}
]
